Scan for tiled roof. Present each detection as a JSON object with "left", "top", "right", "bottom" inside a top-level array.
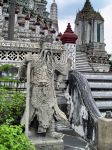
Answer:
[{"left": 76, "top": 0, "right": 104, "bottom": 22}]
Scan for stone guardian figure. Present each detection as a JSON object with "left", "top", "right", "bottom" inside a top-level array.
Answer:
[{"left": 19, "top": 48, "right": 68, "bottom": 139}]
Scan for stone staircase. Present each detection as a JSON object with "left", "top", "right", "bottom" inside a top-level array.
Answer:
[
  {"left": 76, "top": 51, "right": 93, "bottom": 72},
  {"left": 83, "top": 72, "right": 112, "bottom": 114}
]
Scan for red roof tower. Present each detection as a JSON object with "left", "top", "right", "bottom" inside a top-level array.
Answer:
[{"left": 60, "top": 23, "right": 78, "bottom": 44}]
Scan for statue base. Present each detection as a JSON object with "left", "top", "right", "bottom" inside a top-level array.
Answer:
[{"left": 29, "top": 135, "right": 64, "bottom": 150}]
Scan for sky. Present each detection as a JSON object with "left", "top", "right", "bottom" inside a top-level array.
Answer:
[{"left": 47, "top": 0, "right": 112, "bottom": 54}]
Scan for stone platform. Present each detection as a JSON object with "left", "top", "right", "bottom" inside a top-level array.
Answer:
[{"left": 29, "top": 135, "right": 64, "bottom": 150}]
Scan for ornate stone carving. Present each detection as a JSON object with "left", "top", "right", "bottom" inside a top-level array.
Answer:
[{"left": 19, "top": 48, "right": 68, "bottom": 139}]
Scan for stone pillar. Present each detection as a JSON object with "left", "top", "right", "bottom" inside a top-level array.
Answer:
[
  {"left": 25, "top": 16, "right": 30, "bottom": 31},
  {"left": 8, "top": 0, "right": 16, "bottom": 40},
  {"left": 43, "top": 25, "right": 48, "bottom": 36},
  {"left": 0, "top": 4, "right": 3, "bottom": 17},
  {"left": 35, "top": 23, "right": 40, "bottom": 35},
  {"left": 85, "top": 21, "right": 87, "bottom": 43},
  {"left": 86, "top": 22, "right": 90, "bottom": 43},
  {"left": 15, "top": 5, "right": 19, "bottom": 26},
  {"left": 15, "top": 13, "right": 18, "bottom": 25},
  {"left": 97, "top": 117, "right": 112, "bottom": 150},
  {"left": 76, "top": 21, "right": 82, "bottom": 45},
  {"left": 100, "top": 23, "right": 104, "bottom": 43},
  {"left": 0, "top": 2, "right": 3, "bottom": 38},
  {"left": 94, "top": 21, "right": 97, "bottom": 42},
  {"left": 51, "top": 29, "right": 56, "bottom": 41},
  {"left": 91, "top": 20, "right": 94, "bottom": 42}
]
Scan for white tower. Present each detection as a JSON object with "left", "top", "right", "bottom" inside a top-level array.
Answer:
[{"left": 50, "top": 0, "right": 59, "bottom": 33}]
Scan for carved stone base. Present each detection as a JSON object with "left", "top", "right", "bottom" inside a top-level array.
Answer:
[{"left": 29, "top": 135, "right": 64, "bottom": 150}]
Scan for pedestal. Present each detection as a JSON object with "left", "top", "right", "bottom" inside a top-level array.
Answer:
[
  {"left": 29, "top": 135, "right": 64, "bottom": 150},
  {"left": 97, "top": 118, "right": 112, "bottom": 150}
]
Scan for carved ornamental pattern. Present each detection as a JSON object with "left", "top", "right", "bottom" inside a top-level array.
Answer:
[
  {"left": 0, "top": 41, "right": 65, "bottom": 64},
  {"left": 77, "top": 43, "right": 109, "bottom": 64},
  {"left": 0, "top": 50, "right": 38, "bottom": 63}
]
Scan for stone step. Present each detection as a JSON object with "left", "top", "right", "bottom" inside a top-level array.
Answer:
[
  {"left": 76, "top": 67, "right": 92, "bottom": 70},
  {"left": 76, "top": 63, "right": 90, "bottom": 67},
  {"left": 76, "top": 62, "right": 89, "bottom": 66},
  {"left": 76, "top": 52, "right": 87, "bottom": 56},
  {"left": 96, "top": 101, "right": 112, "bottom": 110},
  {"left": 76, "top": 62, "right": 90, "bottom": 65},
  {"left": 89, "top": 82, "right": 112, "bottom": 89},
  {"left": 76, "top": 51, "right": 93, "bottom": 72},
  {"left": 83, "top": 72, "right": 112, "bottom": 75},
  {"left": 92, "top": 91, "right": 112, "bottom": 99},
  {"left": 76, "top": 56, "right": 88, "bottom": 60},
  {"left": 76, "top": 55, "right": 87, "bottom": 59},
  {"left": 76, "top": 69, "right": 93, "bottom": 72},
  {"left": 84, "top": 74, "right": 112, "bottom": 81},
  {"left": 80, "top": 72, "right": 112, "bottom": 110},
  {"left": 76, "top": 65, "right": 91, "bottom": 69}
]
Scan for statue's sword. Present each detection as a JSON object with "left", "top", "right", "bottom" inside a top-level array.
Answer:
[{"left": 25, "top": 61, "right": 31, "bottom": 136}]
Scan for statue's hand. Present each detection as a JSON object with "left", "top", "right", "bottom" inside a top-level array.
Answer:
[{"left": 25, "top": 53, "right": 32, "bottom": 64}]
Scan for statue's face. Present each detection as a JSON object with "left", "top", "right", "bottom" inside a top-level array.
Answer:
[
  {"left": 41, "top": 50, "right": 52, "bottom": 61},
  {"left": 41, "top": 49, "right": 54, "bottom": 62},
  {"left": 46, "top": 50, "right": 52, "bottom": 61}
]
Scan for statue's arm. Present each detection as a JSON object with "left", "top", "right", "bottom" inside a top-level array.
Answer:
[
  {"left": 18, "top": 54, "right": 31, "bottom": 81},
  {"left": 55, "top": 62, "right": 70, "bottom": 76},
  {"left": 18, "top": 59, "right": 27, "bottom": 81}
]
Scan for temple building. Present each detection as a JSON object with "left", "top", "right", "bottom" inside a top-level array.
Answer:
[
  {"left": 0, "top": 0, "right": 111, "bottom": 114},
  {"left": 75, "top": 0, "right": 110, "bottom": 72}
]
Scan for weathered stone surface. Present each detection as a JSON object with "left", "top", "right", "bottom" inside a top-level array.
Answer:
[
  {"left": 29, "top": 136, "right": 64, "bottom": 150},
  {"left": 19, "top": 51, "right": 67, "bottom": 138},
  {"left": 97, "top": 117, "right": 112, "bottom": 150}
]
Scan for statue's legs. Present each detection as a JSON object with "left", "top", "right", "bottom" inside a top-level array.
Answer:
[
  {"left": 36, "top": 105, "right": 53, "bottom": 134},
  {"left": 38, "top": 126, "right": 46, "bottom": 133},
  {"left": 47, "top": 119, "right": 64, "bottom": 139}
]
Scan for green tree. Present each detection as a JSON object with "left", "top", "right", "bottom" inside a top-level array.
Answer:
[{"left": 0, "top": 88, "right": 25, "bottom": 125}]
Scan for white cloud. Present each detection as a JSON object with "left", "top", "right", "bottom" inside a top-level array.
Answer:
[
  {"left": 58, "top": 15, "right": 74, "bottom": 33},
  {"left": 56, "top": 0, "right": 78, "bottom": 7},
  {"left": 101, "top": 5, "right": 112, "bottom": 53},
  {"left": 48, "top": 0, "right": 78, "bottom": 8}
]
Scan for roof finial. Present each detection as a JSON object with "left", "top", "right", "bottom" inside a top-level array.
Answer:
[{"left": 53, "top": 0, "right": 55, "bottom": 3}]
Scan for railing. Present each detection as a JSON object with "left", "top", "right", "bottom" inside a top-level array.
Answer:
[
  {"left": 0, "top": 81, "right": 26, "bottom": 90},
  {"left": 68, "top": 70, "right": 102, "bottom": 142}
]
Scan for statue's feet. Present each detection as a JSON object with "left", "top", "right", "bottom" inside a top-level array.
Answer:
[{"left": 47, "top": 131, "right": 64, "bottom": 139}]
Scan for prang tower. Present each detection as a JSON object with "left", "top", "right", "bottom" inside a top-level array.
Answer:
[{"left": 50, "top": 0, "right": 59, "bottom": 33}]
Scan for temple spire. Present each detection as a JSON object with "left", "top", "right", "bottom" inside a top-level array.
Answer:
[
  {"left": 50, "top": 0, "right": 59, "bottom": 33},
  {"left": 82, "top": 0, "right": 94, "bottom": 12}
]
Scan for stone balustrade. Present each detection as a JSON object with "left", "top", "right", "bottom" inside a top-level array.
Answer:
[{"left": 0, "top": 81, "right": 26, "bottom": 90}]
